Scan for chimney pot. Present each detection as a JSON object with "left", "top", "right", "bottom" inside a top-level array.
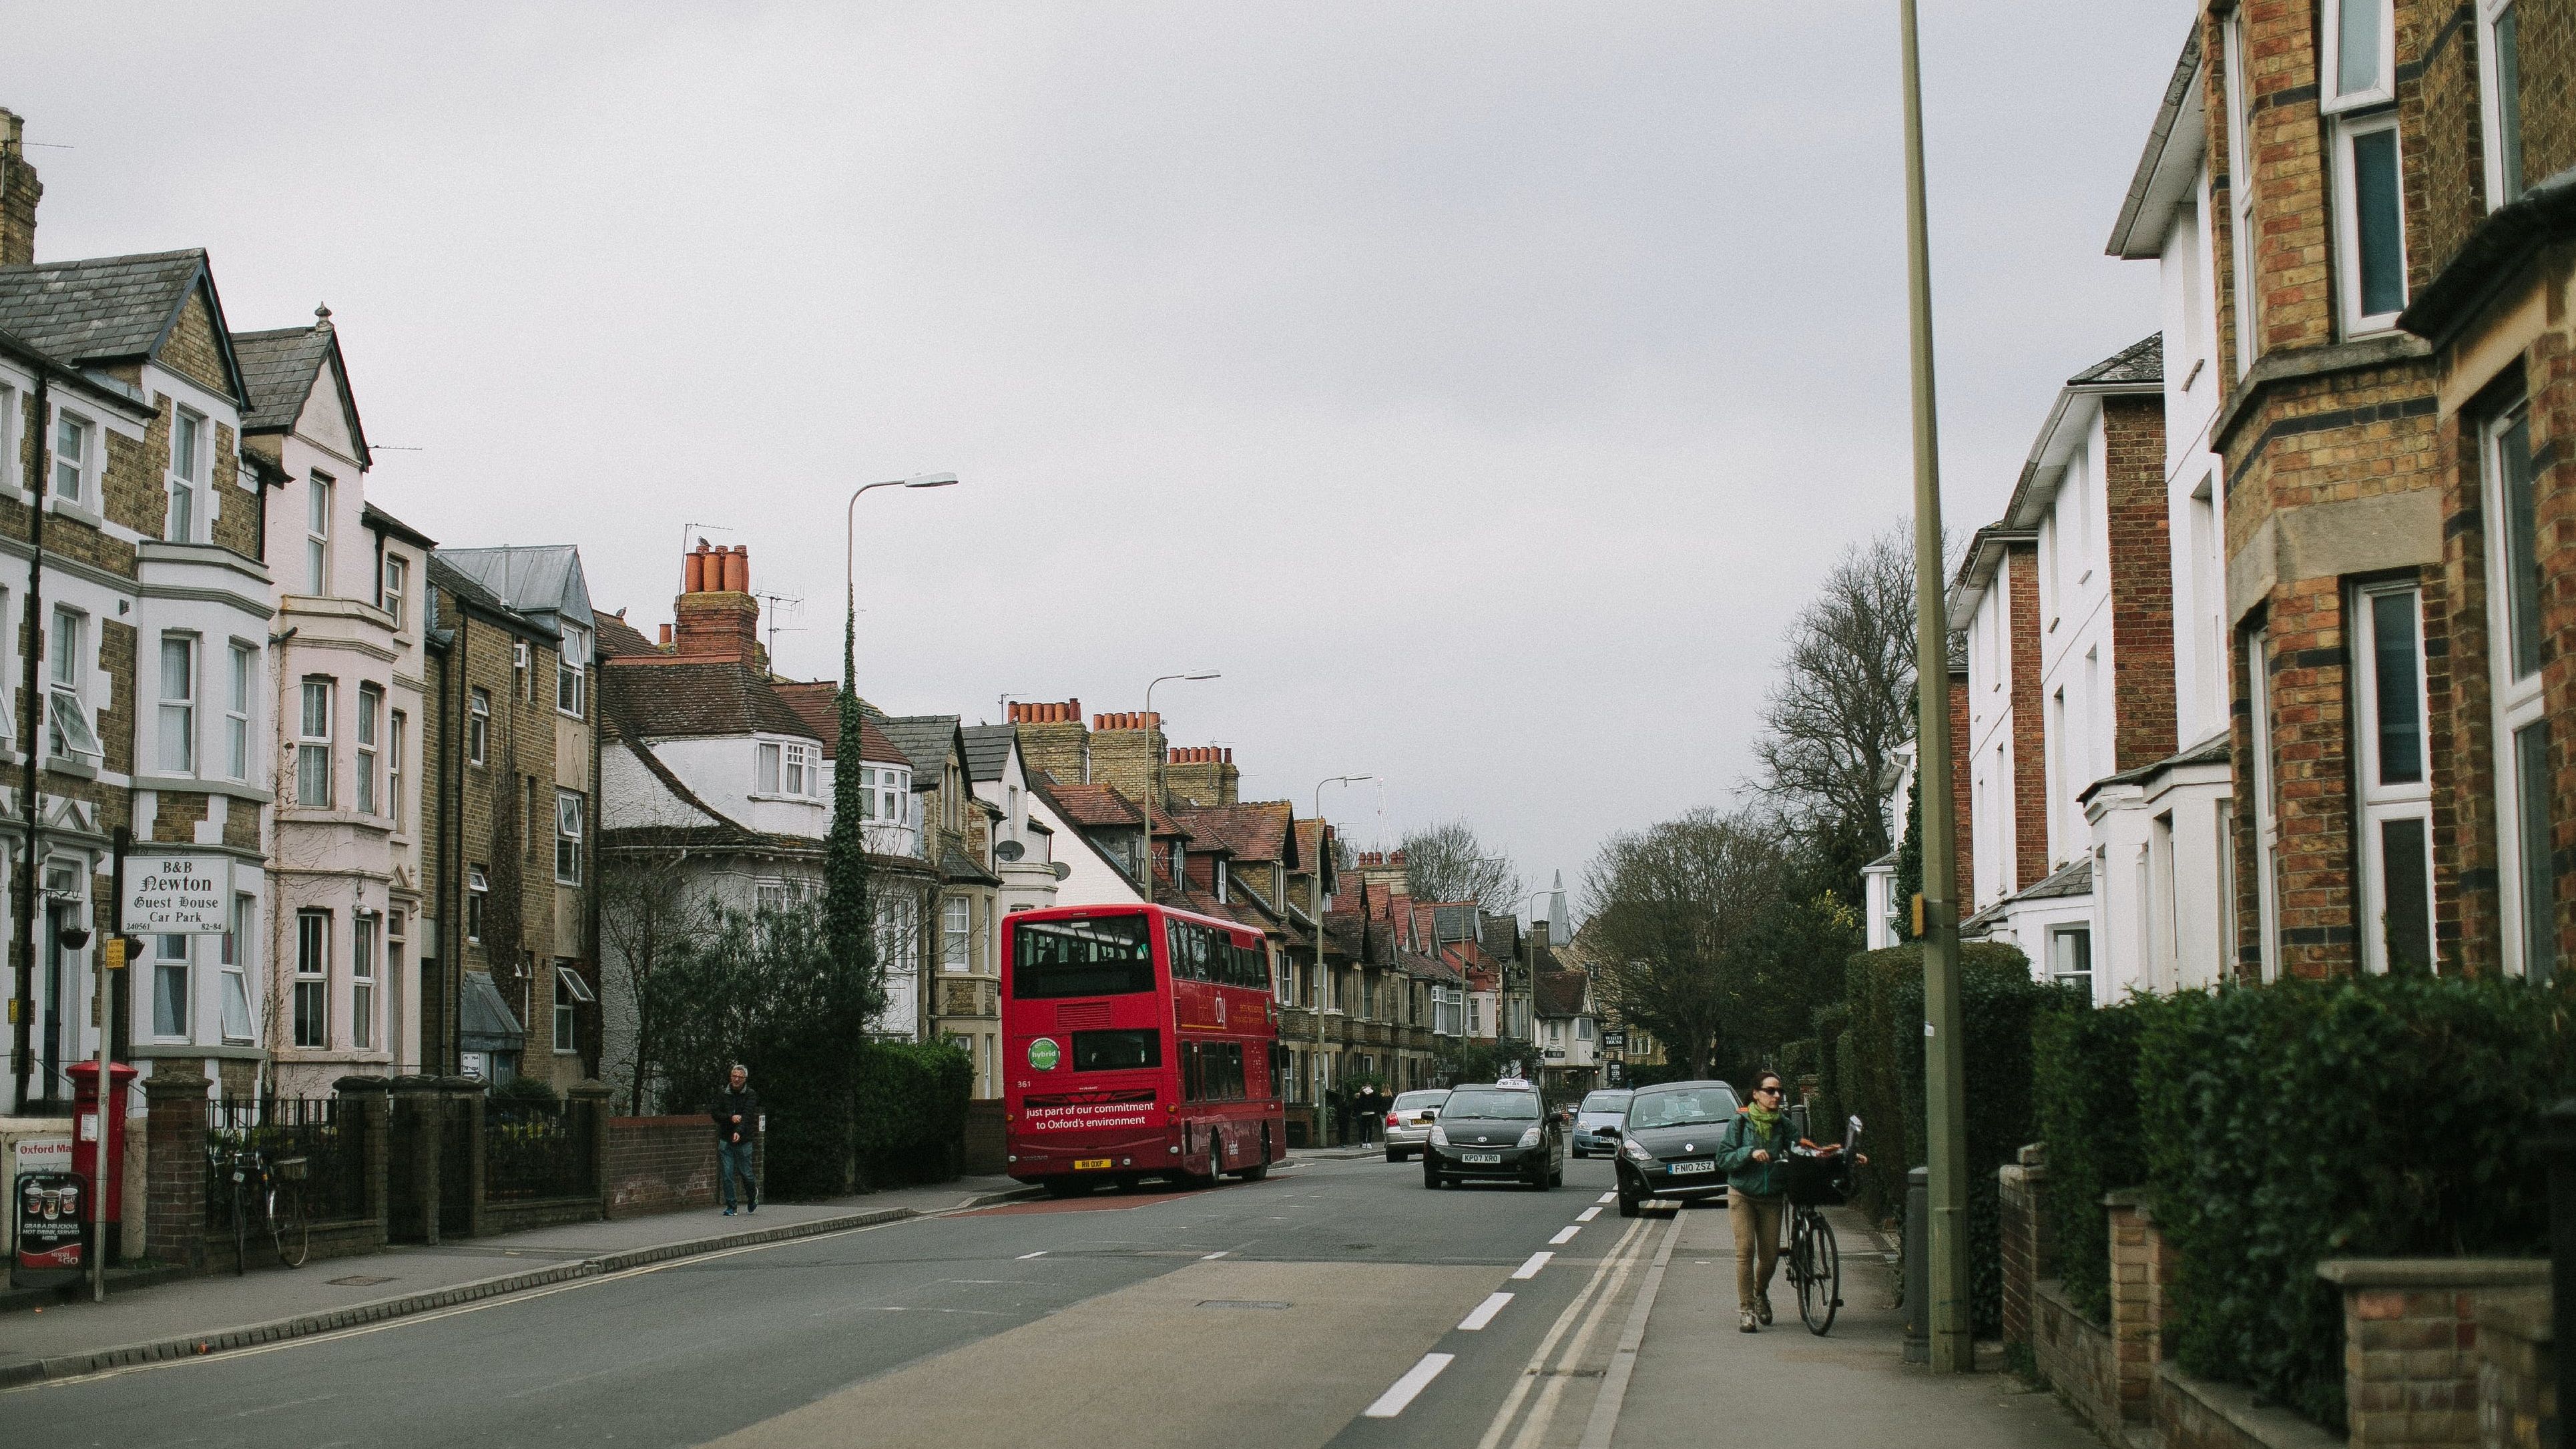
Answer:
[
  {"left": 659, "top": 623, "right": 673, "bottom": 646},
  {"left": 684, "top": 549, "right": 704, "bottom": 593},
  {"left": 722, "top": 546, "right": 749, "bottom": 593}
]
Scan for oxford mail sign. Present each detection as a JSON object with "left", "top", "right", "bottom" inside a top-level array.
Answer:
[{"left": 124, "top": 852, "right": 232, "bottom": 934}]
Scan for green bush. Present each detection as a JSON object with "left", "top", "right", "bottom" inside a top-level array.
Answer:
[
  {"left": 489, "top": 1075, "right": 561, "bottom": 1108},
  {"left": 2138, "top": 974, "right": 2576, "bottom": 1433},
  {"left": 852, "top": 1039, "right": 974, "bottom": 1187},
  {"left": 2033, "top": 997, "right": 2150, "bottom": 1326}
]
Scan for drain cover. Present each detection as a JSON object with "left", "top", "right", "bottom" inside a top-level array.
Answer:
[
  {"left": 327, "top": 1275, "right": 395, "bottom": 1287},
  {"left": 1197, "top": 1299, "right": 1290, "bottom": 1310}
]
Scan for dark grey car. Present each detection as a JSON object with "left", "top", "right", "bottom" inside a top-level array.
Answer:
[
  {"left": 1612, "top": 1080, "right": 1739, "bottom": 1216},
  {"left": 1422, "top": 1083, "right": 1563, "bottom": 1191}
]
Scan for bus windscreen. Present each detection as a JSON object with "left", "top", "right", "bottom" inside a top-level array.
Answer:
[{"left": 1012, "top": 915, "right": 1156, "bottom": 998}]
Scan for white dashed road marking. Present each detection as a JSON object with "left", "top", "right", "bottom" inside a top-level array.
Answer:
[
  {"left": 1596, "top": 1192, "right": 1616, "bottom": 1204},
  {"left": 1577, "top": 1207, "right": 1601, "bottom": 1221},
  {"left": 1458, "top": 1291, "right": 1514, "bottom": 1331},
  {"left": 1363, "top": 1353, "right": 1455, "bottom": 1418},
  {"left": 1201, "top": 1251, "right": 1229, "bottom": 1260},
  {"left": 1015, "top": 1251, "right": 1047, "bottom": 1259},
  {"left": 1511, "top": 1251, "right": 1553, "bottom": 1280},
  {"left": 1549, "top": 1226, "right": 1581, "bottom": 1245}
]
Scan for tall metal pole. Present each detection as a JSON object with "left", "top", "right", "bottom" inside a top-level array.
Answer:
[
  {"left": 1138, "top": 671, "right": 1218, "bottom": 907},
  {"left": 1898, "top": 0, "right": 1971, "bottom": 1374},
  {"left": 12, "top": 370, "right": 50, "bottom": 1112},
  {"left": 1310, "top": 775, "right": 1366, "bottom": 1145}
]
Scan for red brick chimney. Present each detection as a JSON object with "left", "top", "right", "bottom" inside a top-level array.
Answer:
[
  {"left": 672, "top": 541, "right": 764, "bottom": 669},
  {"left": 0, "top": 109, "right": 40, "bottom": 268}
]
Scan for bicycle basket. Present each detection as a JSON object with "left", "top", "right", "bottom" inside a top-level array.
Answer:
[
  {"left": 274, "top": 1156, "right": 310, "bottom": 1182},
  {"left": 1783, "top": 1153, "right": 1848, "bottom": 1207}
]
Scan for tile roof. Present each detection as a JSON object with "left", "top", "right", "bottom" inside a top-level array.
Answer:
[
  {"left": 2067, "top": 333, "right": 2163, "bottom": 386},
  {"left": 1047, "top": 782, "right": 1145, "bottom": 830},
  {"left": 592, "top": 611, "right": 660, "bottom": 661},
  {"left": 0, "top": 250, "right": 245, "bottom": 400},
  {"left": 760, "top": 681, "right": 910, "bottom": 768},
  {"left": 601, "top": 659, "right": 819, "bottom": 743},
  {"left": 230, "top": 322, "right": 334, "bottom": 431},
  {"left": 1480, "top": 912, "right": 1520, "bottom": 964},
  {"left": 875, "top": 715, "right": 962, "bottom": 784},
  {"left": 1170, "top": 801, "right": 1296, "bottom": 866},
  {"left": 961, "top": 723, "right": 1015, "bottom": 783},
  {"left": 1535, "top": 970, "right": 1591, "bottom": 1019}
]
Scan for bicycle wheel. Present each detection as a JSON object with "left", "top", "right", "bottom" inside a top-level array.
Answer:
[
  {"left": 1798, "top": 1211, "right": 1840, "bottom": 1335},
  {"left": 1783, "top": 1212, "right": 1810, "bottom": 1297},
  {"left": 273, "top": 1181, "right": 310, "bottom": 1269}
]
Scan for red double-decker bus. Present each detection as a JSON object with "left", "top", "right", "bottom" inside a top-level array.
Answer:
[{"left": 1003, "top": 903, "right": 1284, "bottom": 1195}]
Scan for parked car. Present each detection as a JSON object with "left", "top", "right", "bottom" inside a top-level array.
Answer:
[
  {"left": 1423, "top": 1081, "right": 1563, "bottom": 1191},
  {"left": 1383, "top": 1089, "right": 1449, "bottom": 1162},
  {"left": 1612, "top": 1079, "right": 1740, "bottom": 1217},
  {"left": 1569, "top": 1089, "right": 1633, "bottom": 1157}
]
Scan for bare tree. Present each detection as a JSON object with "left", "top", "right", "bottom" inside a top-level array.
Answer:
[
  {"left": 595, "top": 837, "right": 708, "bottom": 1115},
  {"left": 1398, "top": 820, "right": 1522, "bottom": 910},
  {"left": 1579, "top": 808, "right": 1790, "bottom": 1078},
  {"left": 1749, "top": 522, "right": 1924, "bottom": 866}
]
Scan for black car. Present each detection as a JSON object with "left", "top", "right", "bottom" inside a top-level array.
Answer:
[
  {"left": 1613, "top": 1079, "right": 1740, "bottom": 1216},
  {"left": 1422, "top": 1081, "right": 1563, "bottom": 1191}
]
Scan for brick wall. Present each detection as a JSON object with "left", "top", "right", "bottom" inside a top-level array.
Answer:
[
  {"left": 602, "top": 1114, "right": 742, "bottom": 1219},
  {"left": 143, "top": 1070, "right": 208, "bottom": 1269},
  {"left": 2032, "top": 1280, "right": 2127, "bottom": 1442},
  {"left": 2105, "top": 392, "right": 2179, "bottom": 771},
  {"left": 1999, "top": 1155, "right": 2049, "bottom": 1348},
  {"left": 1089, "top": 713, "right": 1163, "bottom": 808},
  {"left": 1950, "top": 665, "right": 1974, "bottom": 903},
  {"left": 2009, "top": 543, "right": 2050, "bottom": 891},
  {"left": 2319, "top": 1257, "right": 2550, "bottom": 1449},
  {"left": 2476, "top": 1289, "right": 2553, "bottom": 1449}
]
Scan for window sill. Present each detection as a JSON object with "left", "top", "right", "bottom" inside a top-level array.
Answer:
[
  {"left": 45, "top": 755, "right": 99, "bottom": 780},
  {"left": 278, "top": 807, "right": 393, "bottom": 834},
  {"left": 746, "top": 792, "right": 824, "bottom": 805},
  {"left": 47, "top": 497, "right": 106, "bottom": 531}
]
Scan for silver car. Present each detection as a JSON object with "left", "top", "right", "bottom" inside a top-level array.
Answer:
[
  {"left": 1382, "top": 1089, "right": 1450, "bottom": 1161},
  {"left": 1570, "top": 1089, "right": 1633, "bottom": 1157}
]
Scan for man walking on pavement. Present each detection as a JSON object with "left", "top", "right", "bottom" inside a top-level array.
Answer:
[{"left": 710, "top": 1063, "right": 760, "bottom": 1216}]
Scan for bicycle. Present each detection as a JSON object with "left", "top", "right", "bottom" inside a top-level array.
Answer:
[
  {"left": 222, "top": 1145, "right": 311, "bottom": 1272},
  {"left": 1780, "top": 1133, "right": 1860, "bottom": 1335}
]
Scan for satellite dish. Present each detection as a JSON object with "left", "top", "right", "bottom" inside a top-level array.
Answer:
[
  {"left": 1051, "top": 862, "right": 1073, "bottom": 882},
  {"left": 995, "top": 840, "right": 1025, "bottom": 862}
]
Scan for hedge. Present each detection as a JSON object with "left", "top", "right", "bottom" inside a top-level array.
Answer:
[
  {"left": 2031, "top": 997, "right": 2148, "bottom": 1325},
  {"left": 2134, "top": 972, "right": 2576, "bottom": 1432},
  {"left": 853, "top": 1039, "right": 975, "bottom": 1187}
]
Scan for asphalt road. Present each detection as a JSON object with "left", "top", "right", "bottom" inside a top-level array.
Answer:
[{"left": 0, "top": 1150, "right": 1683, "bottom": 1449}]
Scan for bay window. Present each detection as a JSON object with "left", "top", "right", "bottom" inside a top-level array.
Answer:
[
  {"left": 2334, "top": 111, "right": 2408, "bottom": 332},
  {"left": 220, "top": 893, "right": 255, "bottom": 1043},
  {"left": 153, "top": 933, "right": 190, "bottom": 1039},
  {"left": 168, "top": 407, "right": 204, "bottom": 543},
  {"left": 226, "top": 643, "right": 252, "bottom": 780},
  {"left": 2487, "top": 405, "right": 2557, "bottom": 979},
  {"left": 2353, "top": 582, "right": 2434, "bottom": 972},
  {"left": 352, "top": 914, "right": 377, "bottom": 1051},
  {"left": 758, "top": 740, "right": 782, "bottom": 794},
  {"left": 158, "top": 635, "right": 196, "bottom": 774},
  {"left": 294, "top": 909, "right": 329, "bottom": 1049},
  {"left": 356, "top": 683, "right": 381, "bottom": 814},
  {"left": 297, "top": 678, "right": 333, "bottom": 807},
  {"left": 2481, "top": 1, "right": 2527, "bottom": 206},
  {"left": 943, "top": 897, "right": 971, "bottom": 972},
  {"left": 2249, "top": 631, "right": 2283, "bottom": 981},
  {"left": 306, "top": 475, "right": 332, "bottom": 595},
  {"left": 2223, "top": 9, "right": 2260, "bottom": 374}
]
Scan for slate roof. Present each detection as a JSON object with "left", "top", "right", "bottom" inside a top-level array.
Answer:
[
  {"left": 437, "top": 546, "right": 594, "bottom": 627},
  {"left": 459, "top": 971, "right": 524, "bottom": 1053},
  {"left": 601, "top": 661, "right": 819, "bottom": 742},
  {"left": 230, "top": 322, "right": 335, "bottom": 432},
  {"left": 1535, "top": 970, "right": 1591, "bottom": 1019},
  {"left": 0, "top": 250, "right": 246, "bottom": 400},
  {"left": 941, "top": 846, "right": 1001, "bottom": 887},
  {"left": 429, "top": 554, "right": 555, "bottom": 641},
  {"left": 1047, "top": 782, "right": 1145, "bottom": 830},
  {"left": 2022, "top": 857, "right": 2095, "bottom": 900},
  {"left": 961, "top": 724, "right": 1015, "bottom": 783},
  {"left": 1480, "top": 912, "right": 1520, "bottom": 966},
  {"left": 875, "top": 715, "right": 962, "bottom": 784},
  {"left": 1432, "top": 903, "right": 1482, "bottom": 944},
  {"left": 2068, "top": 333, "right": 2163, "bottom": 386},
  {"left": 592, "top": 611, "right": 659, "bottom": 661},
  {"left": 360, "top": 502, "right": 434, "bottom": 551}
]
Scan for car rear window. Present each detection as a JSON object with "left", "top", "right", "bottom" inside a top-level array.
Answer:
[
  {"left": 1580, "top": 1091, "right": 1632, "bottom": 1113},
  {"left": 1442, "top": 1089, "right": 1540, "bottom": 1121},
  {"left": 1393, "top": 1091, "right": 1448, "bottom": 1111}
]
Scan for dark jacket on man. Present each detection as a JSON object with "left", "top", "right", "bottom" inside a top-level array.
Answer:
[{"left": 709, "top": 1086, "right": 761, "bottom": 1144}]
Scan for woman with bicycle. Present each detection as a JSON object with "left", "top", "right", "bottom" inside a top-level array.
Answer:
[{"left": 1714, "top": 1071, "right": 1805, "bottom": 1332}]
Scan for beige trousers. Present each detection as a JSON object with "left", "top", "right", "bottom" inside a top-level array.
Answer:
[{"left": 1732, "top": 1193, "right": 1785, "bottom": 1310}]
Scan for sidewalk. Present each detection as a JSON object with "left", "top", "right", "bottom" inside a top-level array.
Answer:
[
  {"left": 1611, "top": 1203, "right": 2094, "bottom": 1448},
  {"left": 0, "top": 1176, "right": 1033, "bottom": 1389}
]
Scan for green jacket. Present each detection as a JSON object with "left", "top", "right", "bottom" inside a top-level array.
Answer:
[{"left": 1713, "top": 1107, "right": 1796, "bottom": 1199}]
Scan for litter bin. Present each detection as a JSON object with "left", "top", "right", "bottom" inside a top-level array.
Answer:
[{"left": 1904, "top": 1165, "right": 1929, "bottom": 1364}]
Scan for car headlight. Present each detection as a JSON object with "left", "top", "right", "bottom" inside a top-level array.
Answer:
[
  {"left": 1623, "top": 1138, "right": 1655, "bottom": 1163},
  {"left": 1517, "top": 1126, "right": 1542, "bottom": 1149},
  {"left": 1429, "top": 1125, "right": 1449, "bottom": 1147}
]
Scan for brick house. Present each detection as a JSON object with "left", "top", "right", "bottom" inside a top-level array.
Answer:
[
  {"left": 238, "top": 310, "right": 439, "bottom": 1093},
  {"left": 0, "top": 114, "right": 280, "bottom": 1111},
  {"left": 864, "top": 711, "right": 1005, "bottom": 1087}
]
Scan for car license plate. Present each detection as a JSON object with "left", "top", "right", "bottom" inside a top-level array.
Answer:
[
  {"left": 1463, "top": 1153, "right": 1503, "bottom": 1164},
  {"left": 1073, "top": 1158, "right": 1112, "bottom": 1171},
  {"left": 1669, "top": 1159, "right": 1716, "bottom": 1175}
]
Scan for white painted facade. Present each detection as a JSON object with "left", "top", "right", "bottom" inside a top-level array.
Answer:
[{"left": 967, "top": 734, "right": 1061, "bottom": 921}]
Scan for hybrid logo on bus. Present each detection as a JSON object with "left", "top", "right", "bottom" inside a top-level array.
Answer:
[{"left": 1027, "top": 1037, "right": 1061, "bottom": 1071}]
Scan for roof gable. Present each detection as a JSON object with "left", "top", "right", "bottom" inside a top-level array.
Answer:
[
  {"left": 437, "top": 546, "right": 594, "bottom": 627},
  {"left": 0, "top": 250, "right": 248, "bottom": 404}
]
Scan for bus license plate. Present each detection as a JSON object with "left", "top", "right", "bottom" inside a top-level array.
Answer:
[
  {"left": 1463, "top": 1153, "right": 1502, "bottom": 1165},
  {"left": 1669, "top": 1160, "right": 1715, "bottom": 1175},
  {"left": 1073, "top": 1158, "right": 1112, "bottom": 1171}
]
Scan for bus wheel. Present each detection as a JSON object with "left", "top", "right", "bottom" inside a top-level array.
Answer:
[{"left": 1236, "top": 1127, "right": 1271, "bottom": 1181}]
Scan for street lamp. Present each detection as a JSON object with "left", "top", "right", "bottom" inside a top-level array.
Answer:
[
  {"left": 1138, "top": 670, "right": 1219, "bottom": 906},
  {"left": 1309, "top": 774, "right": 1373, "bottom": 1145},
  {"left": 842, "top": 472, "right": 960, "bottom": 674},
  {"left": 1896, "top": 0, "right": 1971, "bottom": 1374}
]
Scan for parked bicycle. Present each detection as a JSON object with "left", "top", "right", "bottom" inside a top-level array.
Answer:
[
  {"left": 221, "top": 1145, "right": 311, "bottom": 1271},
  {"left": 1780, "top": 1118, "right": 1864, "bottom": 1335}
]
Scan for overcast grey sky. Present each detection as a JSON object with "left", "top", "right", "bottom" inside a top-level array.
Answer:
[{"left": 5, "top": 2, "right": 2196, "bottom": 911}]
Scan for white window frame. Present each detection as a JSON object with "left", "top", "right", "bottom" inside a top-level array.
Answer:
[
  {"left": 557, "top": 623, "right": 587, "bottom": 718},
  {"left": 2351, "top": 581, "right": 2435, "bottom": 974},
  {"left": 389, "top": 709, "right": 407, "bottom": 832},
  {"left": 2049, "top": 925, "right": 2095, "bottom": 1002},
  {"left": 2249, "top": 630, "right": 2282, "bottom": 982},
  {"left": 168, "top": 406, "right": 206, "bottom": 544},
  {"left": 225, "top": 642, "right": 252, "bottom": 781},
  {"left": 553, "top": 965, "right": 592, "bottom": 1054},
  {"left": 305, "top": 475, "right": 332, "bottom": 595},
  {"left": 555, "top": 789, "right": 584, "bottom": 886},
  {"left": 468, "top": 688, "right": 490, "bottom": 766},
  {"left": 152, "top": 932, "right": 191, "bottom": 1041},
  {"left": 297, "top": 677, "right": 334, "bottom": 808},
  {"left": 51, "top": 408, "right": 93, "bottom": 506},
  {"left": 351, "top": 912, "right": 377, "bottom": 1051},
  {"left": 2332, "top": 109, "right": 2409, "bottom": 336},
  {"left": 294, "top": 908, "right": 330, "bottom": 1049},
  {"left": 2322, "top": 0, "right": 2396, "bottom": 113},
  {"left": 382, "top": 553, "right": 409, "bottom": 632},
  {"left": 513, "top": 638, "right": 531, "bottom": 703},
  {"left": 2223, "top": 10, "right": 2261, "bottom": 376},
  {"left": 46, "top": 607, "right": 98, "bottom": 761},
  {"left": 2479, "top": 0, "right": 2527, "bottom": 208},
  {"left": 157, "top": 633, "right": 196, "bottom": 776},
  {"left": 942, "top": 896, "right": 971, "bottom": 973},
  {"left": 467, "top": 865, "right": 489, "bottom": 943},
  {"left": 784, "top": 741, "right": 812, "bottom": 797},
  {"left": 757, "top": 740, "right": 782, "bottom": 796},
  {"left": 0, "top": 381, "right": 15, "bottom": 499},
  {"left": 2485, "top": 403, "right": 2556, "bottom": 978},
  {"left": 220, "top": 892, "right": 255, "bottom": 1043},
  {"left": 355, "top": 683, "right": 381, "bottom": 814}
]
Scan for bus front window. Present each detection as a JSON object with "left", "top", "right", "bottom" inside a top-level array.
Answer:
[{"left": 1013, "top": 914, "right": 1156, "bottom": 998}]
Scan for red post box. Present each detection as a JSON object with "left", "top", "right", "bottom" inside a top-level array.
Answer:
[{"left": 67, "top": 1061, "right": 138, "bottom": 1229}]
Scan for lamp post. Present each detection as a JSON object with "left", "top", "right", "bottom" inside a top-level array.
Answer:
[
  {"left": 842, "top": 472, "right": 959, "bottom": 680},
  {"left": 1310, "top": 774, "right": 1372, "bottom": 1145},
  {"left": 1896, "top": 0, "right": 1971, "bottom": 1374},
  {"left": 1139, "top": 671, "right": 1220, "bottom": 906}
]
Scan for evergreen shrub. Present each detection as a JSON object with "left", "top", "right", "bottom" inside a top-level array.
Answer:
[
  {"left": 852, "top": 1039, "right": 975, "bottom": 1187},
  {"left": 2031, "top": 997, "right": 2150, "bottom": 1325}
]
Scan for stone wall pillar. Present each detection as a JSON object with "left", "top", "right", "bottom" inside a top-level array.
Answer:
[
  {"left": 2107, "top": 1191, "right": 2165, "bottom": 1422},
  {"left": 332, "top": 1075, "right": 392, "bottom": 1251},
  {"left": 1999, "top": 1145, "right": 2049, "bottom": 1348},
  {"left": 567, "top": 1078, "right": 610, "bottom": 1220},
  {"left": 388, "top": 1075, "right": 443, "bottom": 1244},
  {"left": 2475, "top": 1289, "right": 2552, "bottom": 1449},
  {"left": 2319, "top": 1258, "right": 2549, "bottom": 1449},
  {"left": 141, "top": 1070, "right": 209, "bottom": 1269}
]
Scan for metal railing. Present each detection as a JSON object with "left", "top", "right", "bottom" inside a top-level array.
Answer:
[
  {"left": 206, "top": 1096, "right": 368, "bottom": 1225},
  {"left": 483, "top": 1099, "right": 593, "bottom": 1202}
]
